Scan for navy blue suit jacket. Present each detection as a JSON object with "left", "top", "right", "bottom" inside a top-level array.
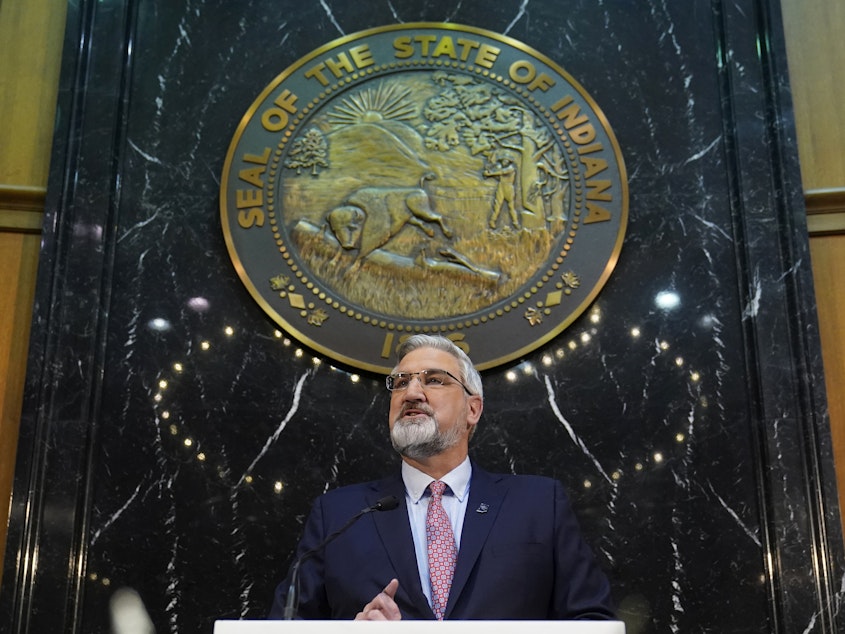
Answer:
[{"left": 269, "top": 462, "right": 615, "bottom": 620}]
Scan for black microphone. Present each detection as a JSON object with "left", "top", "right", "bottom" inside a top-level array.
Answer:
[{"left": 282, "top": 495, "right": 400, "bottom": 619}]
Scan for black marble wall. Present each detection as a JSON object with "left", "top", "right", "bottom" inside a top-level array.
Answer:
[{"left": 2, "top": 1, "right": 843, "bottom": 633}]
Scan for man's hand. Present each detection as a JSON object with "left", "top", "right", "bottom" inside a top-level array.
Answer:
[{"left": 354, "top": 579, "right": 401, "bottom": 620}]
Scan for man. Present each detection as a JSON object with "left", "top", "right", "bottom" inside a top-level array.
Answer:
[
  {"left": 484, "top": 155, "right": 520, "bottom": 230},
  {"left": 268, "top": 334, "right": 615, "bottom": 620}
]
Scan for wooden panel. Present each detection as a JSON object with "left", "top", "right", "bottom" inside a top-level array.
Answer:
[
  {"left": 809, "top": 235, "right": 845, "bottom": 530},
  {"left": 0, "top": 231, "right": 40, "bottom": 572},
  {"left": 0, "top": 0, "right": 67, "bottom": 584},
  {"left": 806, "top": 188, "right": 845, "bottom": 236},
  {"left": 0, "top": 0, "right": 68, "bottom": 186},
  {"left": 0, "top": 186, "right": 46, "bottom": 233},
  {"left": 781, "top": 1, "right": 845, "bottom": 190},
  {"left": 782, "top": 1, "right": 845, "bottom": 534}
]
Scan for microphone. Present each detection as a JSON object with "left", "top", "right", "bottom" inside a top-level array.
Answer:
[{"left": 283, "top": 494, "right": 400, "bottom": 619}]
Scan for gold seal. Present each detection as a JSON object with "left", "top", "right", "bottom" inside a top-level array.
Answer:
[{"left": 221, "top": 23, "right": 627, "bottom": 373}]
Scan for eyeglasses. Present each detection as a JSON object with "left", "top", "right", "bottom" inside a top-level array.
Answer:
[{"left": 386, "top": 368, "right": 473, "bottom": 395}]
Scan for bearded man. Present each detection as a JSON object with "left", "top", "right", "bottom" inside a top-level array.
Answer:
[{"left": 268, "top": 335, "right": 616, "bottom": 621}]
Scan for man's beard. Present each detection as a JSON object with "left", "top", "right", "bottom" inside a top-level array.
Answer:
[{"left": 390, "top": 409, "right": 463, "bottom": 460}]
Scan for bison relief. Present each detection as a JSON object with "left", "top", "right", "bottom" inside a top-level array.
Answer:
[
  {"left": 290, "top": 174, "right": 500, "bottom": 289},
  {"left": 327, "top": 183, "right": 453, "bottom": 265}
]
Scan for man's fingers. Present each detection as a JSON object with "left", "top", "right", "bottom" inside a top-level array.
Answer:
[
  {"left": 355, "top": 579, "right": 401, "bottom": 620},
  {"left": 356, "top": 608, "right": 387, "bottom": 621},
  {"left": 383, "top": 578, "right": 399, "bottom": 599},
  {"left": 379, "top": 579, "right": 401, "bottom": 619}
]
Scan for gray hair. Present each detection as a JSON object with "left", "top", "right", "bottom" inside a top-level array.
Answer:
[{"left": 394, "top": 334, "right": 483, "bottom": 399}]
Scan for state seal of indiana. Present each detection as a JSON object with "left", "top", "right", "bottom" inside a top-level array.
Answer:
[{"left": 220, "top": 22, "right": 628, "bottom": 373}]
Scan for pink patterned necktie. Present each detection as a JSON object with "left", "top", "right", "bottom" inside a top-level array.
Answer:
[{"left": 426, "top": 480, "right": 457, "bottom": 620}]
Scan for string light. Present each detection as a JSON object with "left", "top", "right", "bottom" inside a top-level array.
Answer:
[{"left": 144, "top": 301, "right": 709, "bottom": 539}]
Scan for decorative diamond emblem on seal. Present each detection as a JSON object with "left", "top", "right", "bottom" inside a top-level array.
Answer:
[{"left": 220, "top": 23, "right": 627, "bottom": 373}]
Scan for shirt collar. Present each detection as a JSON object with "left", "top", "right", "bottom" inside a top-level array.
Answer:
[{"left": 402, "top": 457, "right": 471, "bottom": 504}]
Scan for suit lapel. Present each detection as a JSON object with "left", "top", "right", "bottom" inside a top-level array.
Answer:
[
  {"left": 444, "top": 464, "right": 506, "bottom": 618},
  {"left": 368, "top": 474, "right": 433, "bottom": 618}
]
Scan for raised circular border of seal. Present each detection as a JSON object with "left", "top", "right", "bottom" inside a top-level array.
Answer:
[{"left": 221, "top": 22, "right": 627, "bottom": 373}]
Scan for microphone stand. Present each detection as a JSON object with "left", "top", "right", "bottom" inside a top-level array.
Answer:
[{"left": 282, "top": 495, "right": 399, "bottom": 619}]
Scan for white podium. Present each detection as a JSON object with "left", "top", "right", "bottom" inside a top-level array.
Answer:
[{"left": 214, "top": 621, "right": 626, "bottom": 634}]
